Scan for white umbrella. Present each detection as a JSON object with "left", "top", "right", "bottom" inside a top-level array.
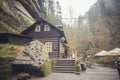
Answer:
[
  {"left": 94, "top": 50, "right": 108, "bottom": 57},
  {"left": 107, "top": 48, "right": 120, "bottom": 56}
]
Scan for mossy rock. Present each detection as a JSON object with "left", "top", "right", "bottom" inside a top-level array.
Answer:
[
  {"left": 0, "top": 55, "right": 15, "bottom": 80},
  {"left": 74, "top": 71, "right": 81, "bottom": 75},
  {"left": 17, "top": 73, "right": 31, "bottom": 80},
  {"left": 0, "top": 44, "right": 25, "bottom": 55}
]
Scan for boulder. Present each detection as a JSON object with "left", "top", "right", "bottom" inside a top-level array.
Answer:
[
  {"left": 12, "top": 40, "right": 50, "bottom": 76},
  {"left": 17, "top": 73, "right": 30, "bottom": 80},
  {"left": 24, "top": 40, "right": 49, "bottom": 67}
]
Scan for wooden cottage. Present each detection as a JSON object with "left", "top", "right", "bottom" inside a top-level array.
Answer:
[{"left": 21, "top": 19, "right": 68, "bottom": 58}]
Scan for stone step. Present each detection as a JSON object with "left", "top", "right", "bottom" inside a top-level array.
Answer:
[
  {"left": 53, "top": 69, "right": 75, "bottom": 72},
  {"left": 54, "top": 66, "right": 75, "bottom": 68},
  {"left": 56, "top": 60, "right": 75, "bottom": 66},
  {"left": 53, "top": 59, "right": 75, "bottom": 73},
  {"left": 53, "top": 70, "right": 75, "bottom": 73},
  {"left": 54, "top": 67, "right": 75, "bottom": 71},
  {"left": 57, "top": 59, "right": 75, "bottom": 62},
  {"left": 56, "top": 64, "right": 75, "bottom": 66}
]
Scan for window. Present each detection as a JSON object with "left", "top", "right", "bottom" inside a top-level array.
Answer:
[
  {"left": 45, "top": 42, "right": 52, "bottom": 52},
  {"left": 53, "top": 43, "right": 58, "bottom": 51},
  {"left": 35, "top": 25, "right": 41, "bottom": 32},
  {"left": 44, "top": 25, "right": 50, "bottom": 31}
]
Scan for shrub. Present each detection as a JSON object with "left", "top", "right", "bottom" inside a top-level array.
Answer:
[
  {"left": 0, "top": 55, "right": 15, "bottom": 80},
  {"left": 41, "top": 59, "right": 52, "bottom": 77},
  {"left": 51, "top": 59, "right": 57, "bottom": 69}
]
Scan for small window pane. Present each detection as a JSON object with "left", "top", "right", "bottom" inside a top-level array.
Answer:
[
  {"left": 35, "top": 25, "right": 41, "bottom": 32},
  {"left": 44, "top": 25, "right": 50, "bottom": 31}
]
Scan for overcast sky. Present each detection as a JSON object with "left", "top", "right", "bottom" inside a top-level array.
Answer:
[{"left": 55, "top": 0, "right": 97, "bottom": 18}]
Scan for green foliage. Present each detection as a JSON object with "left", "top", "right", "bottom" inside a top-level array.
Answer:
[
  {"left": 0, "top": 44, "right": 20, "bottom": 55},
  {"left": 51, "top": 59, "right": 57, "bottom": 69},
  {"left": 18, "top": 14, "right": 34, "bottom": 29},
  {"left": 42, "top": 59, "right": 52, "bottom": 77},
  {"left": 98, "top": 0, "right": 108, "bottom": 17},
  {"left": 46, "top": 16, "right": 62, "bottom": 25},
  {"left": 38, "top": 0, "right": 47, "bottom": 16},
  {"left": 46, "top": 0, "right": 62, "bottom": 25},
  {"left": 75, "top": 60, "right": 80, "bottom": 72},
  {"left": 74, "top": 60, "right": 81, "bottom": 75},
  {"left": 0, "top": 55, "right": 15, "bottom": 80}
]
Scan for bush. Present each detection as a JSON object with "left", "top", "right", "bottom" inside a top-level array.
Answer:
[
  {"left": 51, "top": 59, "right": 57, "bottom": 69},
  {"left": 42, "top": 59, "right": 52, "bottom": 77},
  {"left": 0, "top": 55, "right": 15, "bottom": 80},
  {"left": 74, "top": 60, "right": 81, "bottom": 75},
  {"left": 74, "top": 60, "right": 80, "bottom": 71}
]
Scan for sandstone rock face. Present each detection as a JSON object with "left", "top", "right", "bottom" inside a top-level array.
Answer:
[{"left": 23, "top": 40, "right": 49, "bottom": 67}]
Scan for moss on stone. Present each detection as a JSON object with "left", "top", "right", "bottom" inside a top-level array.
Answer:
[
  {"left": 0, "top": 1, "right": 35, "bottom": 33},
  {"left": 0, "top": 44, "right": 24, "bottom": 55},
  {"left": 0, "top": 55, "right": 15, "bottom": 80},
  {"left": 0, "top": 1, "right": 22, "bottom": 33}
]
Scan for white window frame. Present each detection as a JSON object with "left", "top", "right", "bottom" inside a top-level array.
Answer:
[
  {"left": 45, "top": 42, "right": 52, "bottom": 52},
  {"left": 35, "top": 25, "right": 41, "bottom": 32},
  {"left": 44, "top": 25, "right": 50, "bottom": 31}
]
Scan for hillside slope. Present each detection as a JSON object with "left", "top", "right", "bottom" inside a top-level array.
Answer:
[{"left": 85, "top": 0, "right": 120, "bottom": 50}]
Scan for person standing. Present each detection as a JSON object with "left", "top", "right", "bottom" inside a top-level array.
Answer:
[{"left": 115, "top": 57, "right": 120, "bottom": 78}]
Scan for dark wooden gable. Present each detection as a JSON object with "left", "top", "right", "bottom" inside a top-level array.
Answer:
[{"left": 21, "top": 19, "right": 67, "bottom": 43}]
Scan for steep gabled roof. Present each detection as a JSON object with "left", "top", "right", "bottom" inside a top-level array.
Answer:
[{"left": 21, "top": 18, "right": 67, "bottom": 43}]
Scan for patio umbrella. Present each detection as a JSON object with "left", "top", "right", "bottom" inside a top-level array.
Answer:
[
  {"left": 107, "top": 48, "right": 120, "bottom": 56},
  {"left": 94, "top": 50, "right": 109, "bottom": 57}
]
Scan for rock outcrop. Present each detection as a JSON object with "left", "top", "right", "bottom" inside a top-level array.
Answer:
[
  {"left": 12, "top": 40, "right": 50, "bottom": 76},
  {"left": 23, "top": 40, "right": 49, "bottom": 67},
  {"left": 13, "top": 40, "right": 49, "bottom": 68},
  {"left": 0, "top": 0, "right": 46, "bottom": 33}
]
